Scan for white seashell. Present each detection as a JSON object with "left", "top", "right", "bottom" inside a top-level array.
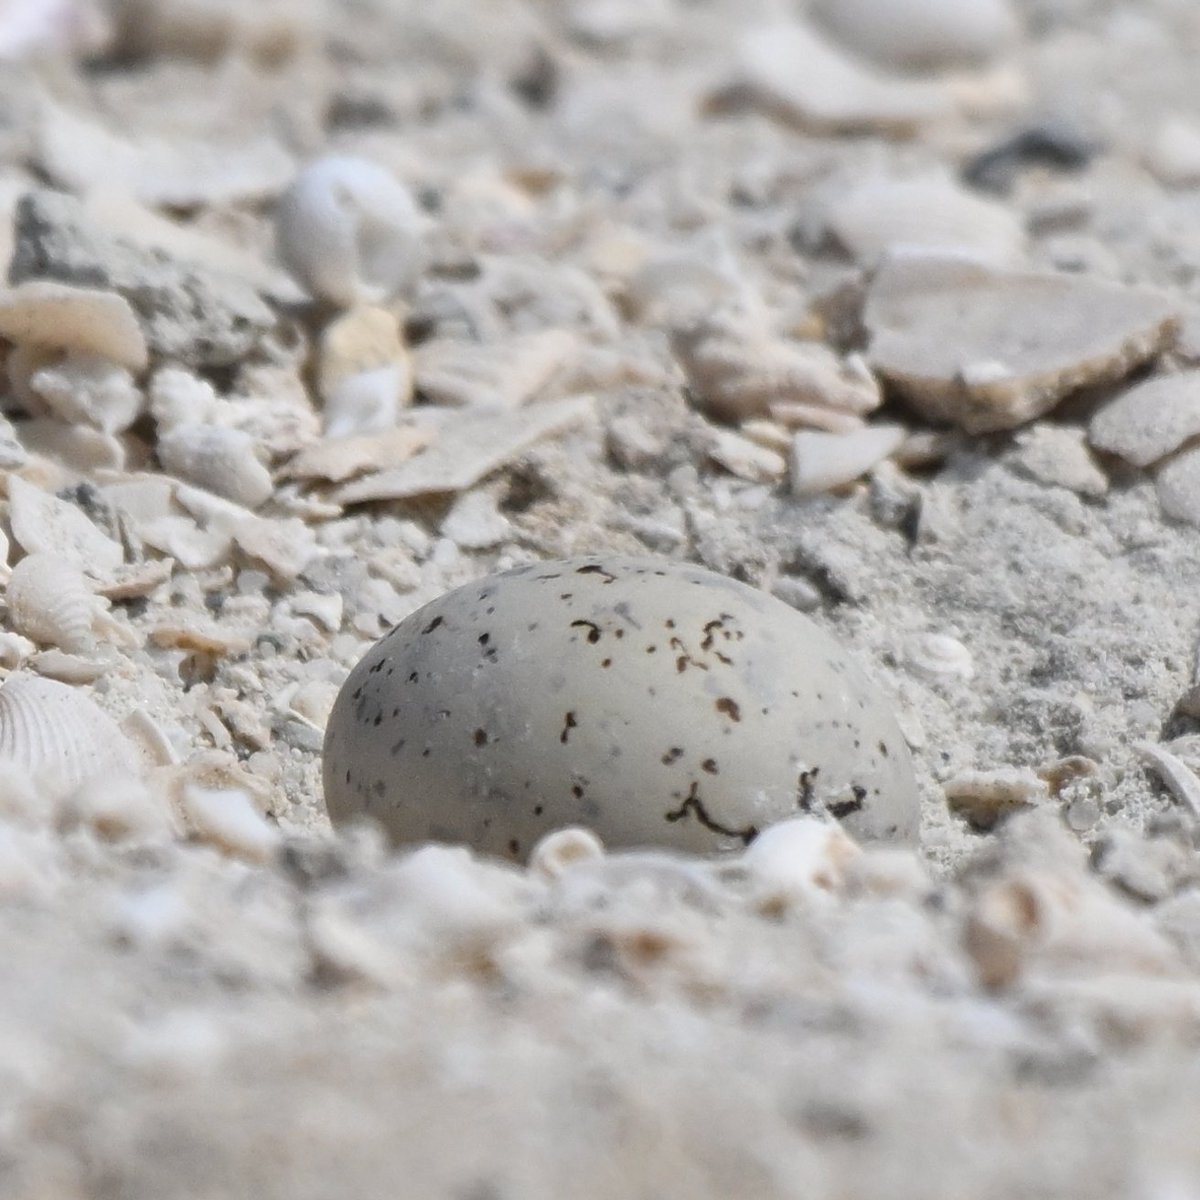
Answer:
[
  {"left": 157, "top": 424, "right": 274, "bottom": 509},
  {"left": 790, "top": 423, "right": 906, "bottom": 496},
  {"left": 275, "top": 156, "right": 426, "bottom": 308},
  {"left": 528, "top": 826, "right": 605, "bottom": 882},
  {"left": 28, "top": 351, "right": 143, "bottom": 434},
  {"left": 7, "top": 475, "right": 124, "bottom": 573},
  {"left": 809, "top": 0, "right": 1020, "bottom": 72},
  {"left": 1088, "top": 372, "right": 1200, "bottom": 469},
  {"left": 902, "top": 632, "right": 974, "bottom": 682},
  {"left": 672, "top": 313, "right": 881, "bottom": 423},
  {"left": 735, "top": 20, "right": 953, "bottom": 135},
  {"left": 865, "top": 251, "right": 1180, "bottom": 433},
  {"left": 1155, "top": 446, "right": 1200, "bottom": 528},
  {"left": 828, "top": 174, "right": 1025, "bottom": 266},
  {"left": 740, "top": 816, "right": 861, "bottom": 910},
  {"left": 180, "top": 784, "right": 278, "bottom": 862},
  {"left": 0, "top": 673, "right": 142, "bottom": 796},
  {"left": 6, "top": 553, "right": 101, "bottom": 653},
  {"left": 149, "top": 367, "right": 219, "bottom": 433},
  {"left": 281, "top": 425, "right": 435, "bottom": 484},
  {"left": 1145, "top": 117, "right": 1200, "bottom": 187},
  {"left": 323, "top": 365, "right": 409, "bottom": 438},
  {"left": 706, "top": 427, "right": 788, "bottom": 484},
  {"left": 0, "top": 281, "right": 146, "bottom": 371}
]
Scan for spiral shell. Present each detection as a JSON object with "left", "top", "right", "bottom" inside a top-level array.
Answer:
[
  {"left": 6, "top": 553, "right": 100, "bottom": 653},
  {"left": 0, "top": 673, "right": 142, "bottom": 795},
  {"left": 275, "top": 155, "right": 425, "bottom": 308}
]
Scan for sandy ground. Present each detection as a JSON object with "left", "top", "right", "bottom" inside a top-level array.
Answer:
[{"left": 1, "top": 0, "right": 1200, "bottom": 1196}]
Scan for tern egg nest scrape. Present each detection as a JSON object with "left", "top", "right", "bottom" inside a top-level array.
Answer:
[{"left": 323, "top": 556, "right": 920, "bottom": 858}]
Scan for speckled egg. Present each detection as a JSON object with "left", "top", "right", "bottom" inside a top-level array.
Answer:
[{"left": 323, "top": 556, "right": 920, "bottom": 859}]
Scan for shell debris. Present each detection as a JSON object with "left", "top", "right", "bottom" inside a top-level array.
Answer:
[
  {"left": 865, "top": 251, "right": 1180, "bottom": 432},
  {"left": 413, "top": 329, "right": 578, "bottom": 411},
  {"left": 7, "top": 475, "right": 124, "bottom": 574},
  {"left": 671, "top": 312, "right": 881, "bottom": 425}
]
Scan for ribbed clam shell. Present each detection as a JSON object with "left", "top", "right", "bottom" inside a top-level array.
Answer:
[
  {"left": 0, "top": 674, "right": 141, "bottom": 792},
  {"left": 6, "top": 553, "right": 97, "bottom": 653}
]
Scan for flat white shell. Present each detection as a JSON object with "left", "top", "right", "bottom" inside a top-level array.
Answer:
[{"left": 324, "top": 556, "right": 920, "bottom": 859}]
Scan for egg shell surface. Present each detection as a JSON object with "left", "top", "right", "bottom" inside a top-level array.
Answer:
[{"left": 323, "top": 556, "right": 920, "bottom": 859}]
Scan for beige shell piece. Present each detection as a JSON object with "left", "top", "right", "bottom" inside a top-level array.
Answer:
[
  {"left": 281, "top": 425, "right": 436, "bottom": 484},
  {"left": 275, "top": 155, "right": 426, "bottom": 307},
  {"left": 6, "top": 553, "right": 104, "bottom": 653},
  {"left": 157, "top": 424, "right": 274, "bottom": 510},
  {"left": 671, "top": 313, "right": 881, "bottom": 423},
  {"left": 828, "top": 174, "right": 1025, "bottom": 266},
  {"left": 414, "top": 329, "right": 578, "bottom": 410},
  {"left": 0, "top": 281, "right": 147, "bottom": 372},
  {"left": 865, "top": 252, "right": 1180, "bottom": 433},
  {"left": 0, "top": 673, "right": 143, "bottom": 796},
  {"left": 943, "top": 767, "right": 1049, "bottom": 830},
  {"left": 1088, "top": 371, "right": 1200, "bottom": 468},
  {"left": 333, "top": 396, "right": 593, "bottom": 505},
  {"left": 317, "top": 306, "right": 409, "bottom": 398},
  {"left": 7, "top": 475, "right": 124, "bottom": 574},
  {"left": 317, "top": 307, "right": 413, "bottom": 437},
  {"left": 735, "top": 20, "right": 954, "bottom": 135},
  {"left": 809, "top": 0, "right": 1020, "bottom": 71},
  {"left": 790, "top": 424, "right": 906, "bottom": 497}
]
